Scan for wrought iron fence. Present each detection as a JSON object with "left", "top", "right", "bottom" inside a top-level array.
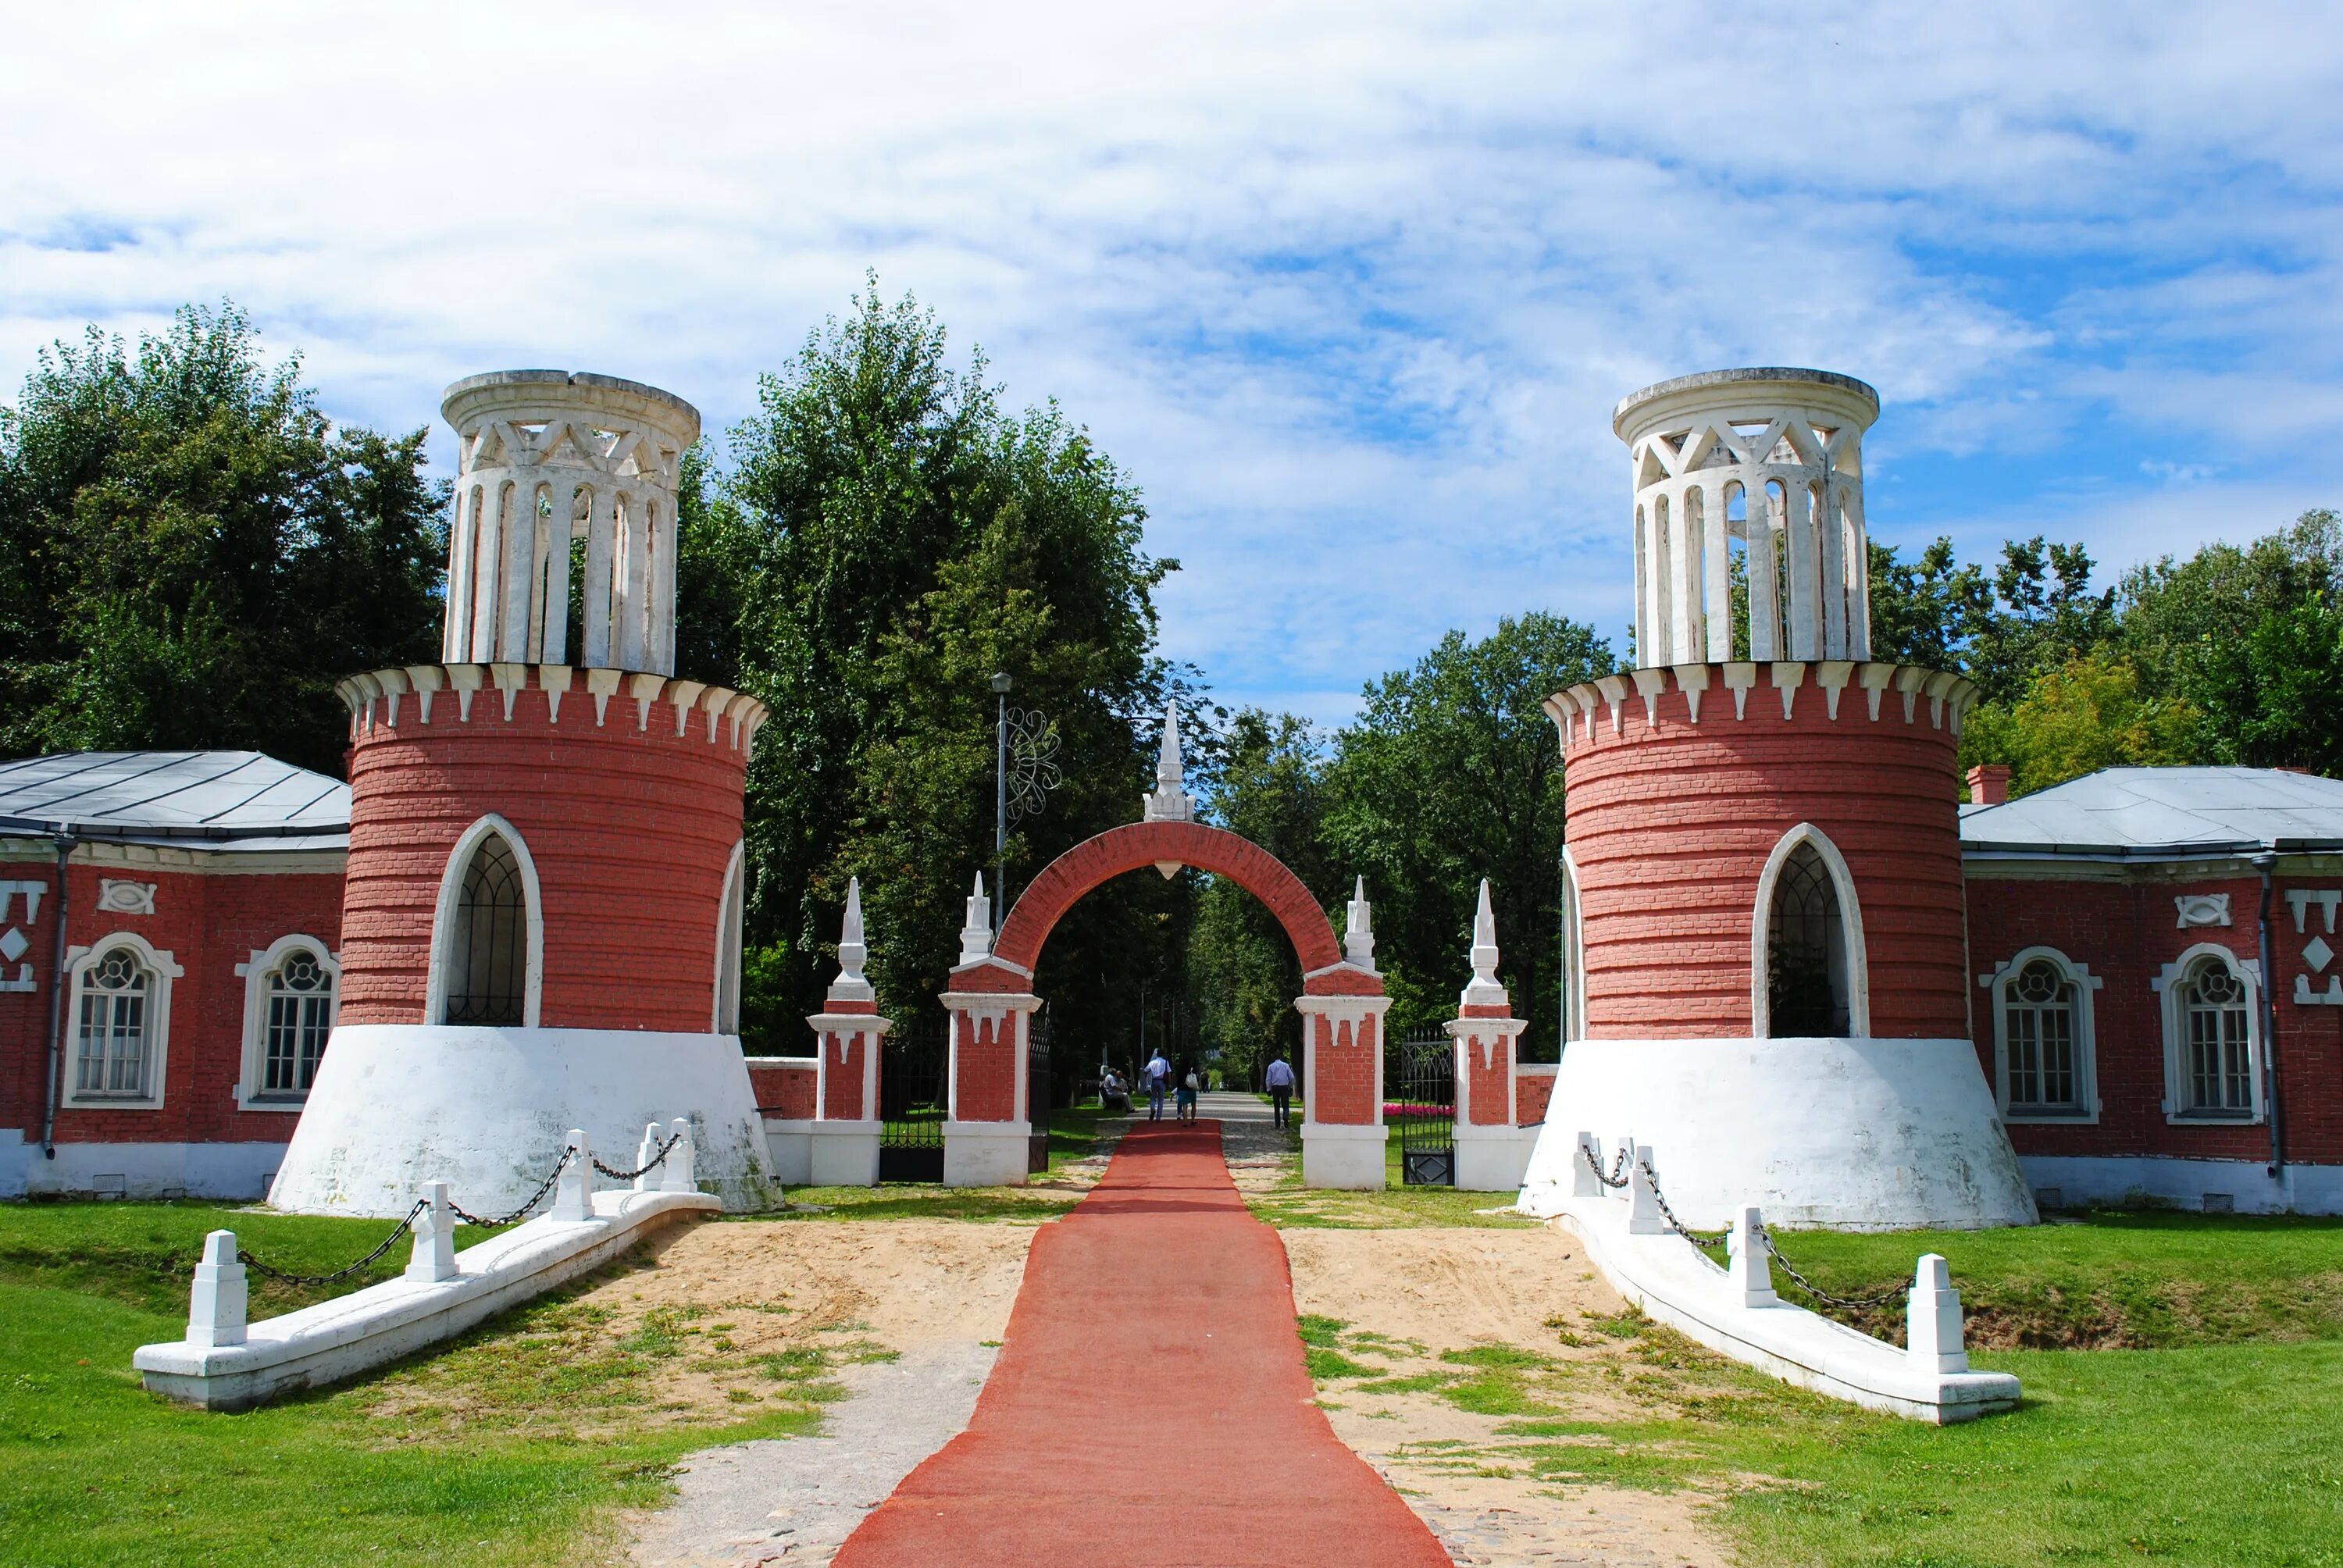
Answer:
[
  {"left": 879, "top": 1018, "right": 949, "bottom": 1183},
  {"left": 1389, "top": 1025, "right": 1455, "bottom": 1187},
  {"left": 1027, "top": 1007, "right": 1053, "bottom": 1175}
]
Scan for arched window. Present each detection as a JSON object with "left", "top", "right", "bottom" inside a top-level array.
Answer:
[
  {"left": 1985, "top": 947, "right": 2099, "bottom": 1120},
  {"left": 1558, "top": 848, "right": 1586, "bottom": 1048},
  {"left": 2153, "top": 944, "right": 2263, "bottom": 1122},
  {"left": 77, "top": 946, "right": 152, "bottom": 1096},
  {"left": 237, "top": 935, "right": 341, "bottom": 1109},
  {"left": 1753, "top": 825, "right": 1868, "bottom": 1037},
  {"left": 444, "top": 832, "right": 528, "bottom": 1025}
]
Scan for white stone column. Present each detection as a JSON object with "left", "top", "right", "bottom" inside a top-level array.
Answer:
[
  {"left": 540, "top": 482, "right": 577, "bottom": 665},
  {"left": 1783, "top": 482, "right": 1817, "bottom": 657},
  {"left": 1819, "top": 483, "right": 1848, "bottom": 659},
  {"left": 443, "top": 486, "right": 476, "bottom": 661},
  {"left": 1667, "top": 485, "right": 1697, "bottom": 663},
  {"left": 1749, "top": 485, "right": 1781, "bottom": 662},
  {"left": 469, "top": 483, "right": 505, "bottom": 661},
  {"left": 499, "top": 479, "right": 536, "bottom": 661},
  {"left": 1703, "top": 486, "right": 1733, "bottom": 661},
  {"left": 615, "top": 493, "right": 649, "bottom": 671}
]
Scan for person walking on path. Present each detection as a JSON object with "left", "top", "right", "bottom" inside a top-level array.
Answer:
[
  {"left": 1177, "top": 1065, "right": 1200, "bottom": 1124},
  {"left": 1143, "top": 1049, "right": 1171, "bottom": 1121},
  {"left": 1264, "top": 1053, "right": 1296, "bottom": 1128}
]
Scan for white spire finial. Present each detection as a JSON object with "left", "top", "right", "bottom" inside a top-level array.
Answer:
[
  {"left": 1462, "top": 878, "right": 1506, "bottom": 1007},
  {"left": 958, "top": 872, "right": 994, "bottom": 965},
  {"left": 827, "top": 875, "right": 873, "bottom": 1003},
  {"left": 1344, "top": 876, "right": 1376, "bottom": 968},
  {"left": 1142, "top": 698, "right": 1196, "bottom": 823}
]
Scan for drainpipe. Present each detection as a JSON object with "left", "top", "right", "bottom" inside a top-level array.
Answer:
[
  {"left": 2254, "top": 850, "right": 2284, "bottom": 1179},
  {"left": 39, "top": 830, "right": 74, "bottom": 1159}
]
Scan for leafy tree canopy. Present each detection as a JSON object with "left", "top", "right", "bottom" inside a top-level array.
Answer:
[{"left": 0, "top": 303, "right": 446, "bottom": 775}]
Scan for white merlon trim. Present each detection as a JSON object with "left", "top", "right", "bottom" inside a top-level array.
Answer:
[
  {"left": 1859, "top": 661, "right": 1895, "bottom": 720},
  {"left": 1924, "top": 670, "right": 1958, "bottom": 729},
  {"left": 629, "top": 672, "right": 668, "bottom": 730},
  {"left": 492, "top": 661, "right": 528, "bottom": 721},
  {"left": 586, "top": 667, "right": 624, "bottom": 725},
  {"left": 1671, "top": 663, "right": 1710, "bottom": 723},
  {"left": 1594, "top": 674, "right": 1630, "bottom": 735},
  {"left": 1770, "top": 661, "right": 1805, "bottom": 719},
  {"left": 446, "top": 662, "right": 485, "bottom": 722},
  {"left": 667, "top": 681, "right": 708, "bottom": 735},
  {"left": 1816, "top": 660, "right": 1855, "bottom": 719},
  {"left": 405, "top": 664, "right": 444, "bottom": 724},
  {"left": 1895, "top": 665, "right": 1928, "bottom": 722},
  {"left": 1631, "top": 667, "right": 1668, "bottom": 726},
  {"left": 1722, "top": 661, "right": 1758, "bottom": 719}
]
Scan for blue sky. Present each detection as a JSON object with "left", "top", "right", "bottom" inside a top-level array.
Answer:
[{"left": 4, "top": 3, "right": 2338, "bottom": 725}]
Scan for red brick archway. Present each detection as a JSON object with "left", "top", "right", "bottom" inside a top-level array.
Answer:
[{"left": 990, "top": 820, "right": 1376, "bottom": 996}]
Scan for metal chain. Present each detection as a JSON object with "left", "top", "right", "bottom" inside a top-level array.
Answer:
[
  {"left": 1635, "top": 1158, "right": 1731, "bottom": 1247},
  {"left": 237, "top": 1199, "right": 428, "bottom": 1287},
  {"left": 450, "top": 1145, "right": 575, "bottom": 1229},
  {"left": 1578, "top": 1142, "right": 1631, "bottom": 1189},
  {"left": 1759, "top": 1225, "right": 1910, "bottom": 1310},
  {"left": 592, "top": 1132, "right": 682, "bottom": 1182}
]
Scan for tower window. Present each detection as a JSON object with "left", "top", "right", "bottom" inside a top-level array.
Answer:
[
  {"left": 1767, "top": 842, "right": 1848, "bottom": 1036},
  {"left": 444, "top": 833, "right": 528, "bottom": 1025}
]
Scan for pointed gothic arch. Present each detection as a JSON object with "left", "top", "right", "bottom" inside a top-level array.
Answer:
[{"left": 1749, "top": 822, "right": 1870, "bottom": 1038}]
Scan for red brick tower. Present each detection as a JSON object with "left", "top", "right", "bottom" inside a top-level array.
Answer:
[
  {"left": 1519, "top": 369, "right": 2035, "bottom": 1230},
  {"left": 270, "top": 371, "right": 777, "bottom": 1217}
]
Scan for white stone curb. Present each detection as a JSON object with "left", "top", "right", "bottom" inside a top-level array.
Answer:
[{"left": 134, "top": 1184, "right": 718, "bottom": 1411}]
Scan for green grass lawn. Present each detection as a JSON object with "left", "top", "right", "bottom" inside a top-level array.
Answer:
[{"left": 0, "top": 1202, "right": 826, "bottom": 1566}]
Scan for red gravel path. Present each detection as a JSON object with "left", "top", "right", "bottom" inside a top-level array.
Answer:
[{"left": 833, "top": 1121, "right": 1452, "bottom": 1566}]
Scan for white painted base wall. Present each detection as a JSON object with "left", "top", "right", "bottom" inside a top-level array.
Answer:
[
  {"left": 1454, "top": 1124, "right": 1535, "bottom": 1193},
  {"left": 762, "top": 1120, "right": 813, "bottom": 1185},
  {"left": 2020, "top": 1154, "right": 2343, "bottom": 1216},
  {"left": 0, "top": 1130, "right": 287, "bottom": 1201},
  {"left": 269, "top": 1025, "right": 781, "bottom": 1217},
  {"left": 1302, "top": 1121, "right": 1385, "bottom": 1190},
  {"left": 1519, "top": 1037, "right": 2036, "bottom": 1231},
  {"left": 134, "top": 1188, "right": 719, "bottom": 1409},
  {"left": 943, "top": 1123, "right": 1028, "bottom": 1188},
  {"left": 808, "top": 1121, "right": 882, "bottom": 1187}
]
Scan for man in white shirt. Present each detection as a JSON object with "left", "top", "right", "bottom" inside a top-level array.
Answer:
[
  {"left": 1264, "top": 1054, "right": 1296, "bottom": 1128},
  {"left": 1144, "top": 1050, "right": 1172, "bottom": 1121}
]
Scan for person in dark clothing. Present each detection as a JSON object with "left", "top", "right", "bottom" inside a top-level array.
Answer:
[{"left": 1264, "top": 1053, "right": 1296, "bottom": 1128}]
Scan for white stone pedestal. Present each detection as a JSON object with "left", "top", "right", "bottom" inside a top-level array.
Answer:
[
  {"left": 943, "top": 1122, "right": 1030, "bottom": 1188},
  {"left": 1453, "top": 1124, "right": 1535, "bottom": 1193},
  {"left": 1301, "top": 1121, "right": 1385, "bottom": 1190},
  {"left": 808, "top": 1121, "right": 883, "bottom": 1187}
]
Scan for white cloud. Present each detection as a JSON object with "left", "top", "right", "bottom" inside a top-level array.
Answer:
[{"left": 2, "top": 2, "right": 2338, "bottom": 719}]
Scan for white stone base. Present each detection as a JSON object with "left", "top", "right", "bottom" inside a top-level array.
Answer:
[
  {"left": 0, "top": 1130, "right": 287, "bottom": 1201},
  {"left": 1548, "top": 1189, "right": 2020, "bottom": 1423},
  {"left": 809, "top": 1121, "right": 883, "bottom": 1187},
  {"left": 1518, "top": 1037, "right": 2035, "bottom": 1231},
  {"left": 1302, "top": 1121, "right": 1386, "bottom": 1190},
  {"left": 2019, "top": 1154, "right": 2343, "bottom": 1216},
  {"left": 1454, "top": 1124, "right": 1535, "bottom": 1193},
  {"left": 269, "top": 1024, "right": 781, "bottom": 1217},
  {"left": 134, "top": 1187, "right": 718, "bottom": 1410},
  {"left": 761, "top": 1120, "right": 812, "bottom": 1185},
  {"left": 943, "top": 1122, "right": 1029, "bottom": 1188}
]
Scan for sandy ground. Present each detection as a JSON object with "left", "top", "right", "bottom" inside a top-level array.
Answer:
[
  {"left": 1282, "top": 1228, "right": 1732, "bottom": 1567},
  {"left": 612, "top": 1219, "right": 1036, "bottom": 1564}
]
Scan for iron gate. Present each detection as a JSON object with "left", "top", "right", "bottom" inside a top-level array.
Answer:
[
  {"left": 879, "top": 1019, "right": 948, "bottom": 1183},
  {"left": 1391, "top": 1025, "right": 1455, "bottom": 1187},
  {"left": 1027, "top": 1008, "right": 1052, "bottom": 1174}
]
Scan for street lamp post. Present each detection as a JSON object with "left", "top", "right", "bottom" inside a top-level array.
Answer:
[{"left": 991, "top": 672, "right": 1012, "bottom": 928}]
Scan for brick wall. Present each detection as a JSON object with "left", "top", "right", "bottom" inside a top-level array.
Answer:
[
  {"left": 1967, "top": 870, "right": 2343, "bottom": 1165},
  {"left": 745, "top": 1058, "right": 816, "bottom": 1120},
  {"left": 0, "top": 854, "right": 342, "bottom": 1147},
  {"left": 1564, "top": 668, "right": 1967, "bottom": 1039},
  {"left": 1514, "top": 1065, "right": 1557, "bottom": 1126},
  {"left": 954, "top": 1011, "right": 1018, "bottom": 1122},
  {"left": 337, "top": 672, "right": 748, "bottom": 1032},
  {"left": 1310, "top": 1012, "right": 1378, "bottom": 1124}
]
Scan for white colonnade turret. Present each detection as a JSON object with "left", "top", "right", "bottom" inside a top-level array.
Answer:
[
  {"left": 1612, "top": 367, "right": 1878, "bottom": 668},
  {"left": 440, "top": 370, "right": 702, "bottom": 675}
]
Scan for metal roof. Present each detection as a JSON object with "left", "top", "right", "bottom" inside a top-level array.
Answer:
[
  {"left": 1960, "top": 767, "right": 2343, "bottom": 859},
  {"left": 0, "top": 752, "right": 349, "bottom": 850}
]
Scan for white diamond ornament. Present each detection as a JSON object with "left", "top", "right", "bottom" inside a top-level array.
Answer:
[
  {"left": 0, "top": 928, "right": 24, "bottom": 963},
  {"left": 2306, "top": 935, "right": 2334, "bottom": 974}
]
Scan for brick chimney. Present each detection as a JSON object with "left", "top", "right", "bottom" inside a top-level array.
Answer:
[{"left": 1966, "top": 764, "right": 2010, "bottom": 805}]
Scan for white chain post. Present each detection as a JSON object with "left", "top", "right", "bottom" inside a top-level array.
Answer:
[
  {"left": 1627, "top": 1143, "right": 1667, "bottom": 1234},
  {"left": 550, "top": 1128, "right": 594, "bottom": 1221},
  {"left": 405, "top": 1181, "right": 459, "bottom": 1282},
  {"left": 633, "top": 1122, "right": 664, "bottom": 1192},
  {"left": 187, "top": 1230, "right": 248, "bottom": 1348},
  {"left": 1906, "top": 1253, "right": 1970, "bottom": 1372},
  {"left": 1728, "top": 1206, "right": 1779, "bottom": 1307},
  {"left": 1572, "top": 1131, "right": 1603, "bottom": 1196},
  {"left": 660, "top": 1117, "right": 697, "bottom": 1194}
]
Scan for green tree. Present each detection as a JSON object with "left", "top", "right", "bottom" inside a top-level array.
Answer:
[
  {"left": 1867, "top": 536, "right": 1991, "bottom": 671},
  {"left": 0, "top": 304, "right": 445, "bottom": 775},
  {"left": 1319, "top": 613, "right": 1614, "bottom": 1059},
  {"left": 1960, "top": 649, "right": 2198, "bottom": 796},
  {"left": 720, "top": 279, "right": 1175, "bottom": 1055}
]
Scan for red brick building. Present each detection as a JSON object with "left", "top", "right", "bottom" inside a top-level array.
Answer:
[{"left": 0, "top": 752, "right": 348, "bottom": 1198}]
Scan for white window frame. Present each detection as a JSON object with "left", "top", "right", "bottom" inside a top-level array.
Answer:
[
  {"left": 711, "top": 839, "right": 745, "bottom": 1035},
  {"left": 1560, "top": 846, "right": 1587, "bottom": 1044},
  {"left": 1979, "top": 946, "right": 2102, "bottom": 1123},
  {"left": 1750, "top": 822, "right": 1871, "bottom": 1037},
  {"left": 61, "top": 932, "right": 182, "bottom": 1109},
  {"left": 2154, "top": 942, "right": 2265, "bottom": 1124},
  {"left": 234, "top": 934, "right": 341, "bottom": 1110},
  {"left": 425, "top": 813, "right": 545, "bottom": 1028}
]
